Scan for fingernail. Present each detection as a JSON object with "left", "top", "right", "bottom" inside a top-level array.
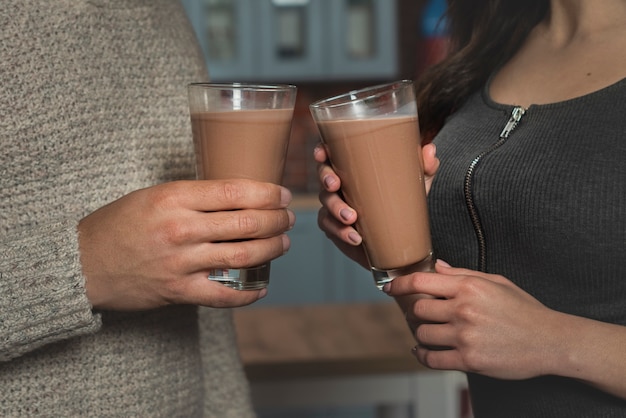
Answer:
[
  {"left": 258, "top": 288, "right": 268, "bottom": 299},
  {"left": 323, "top": 175, "right": 337, "bottom": 189},
  {"left": 382, "top": 282, "right": 391, "bottom": 293},
  {"left": 348, "top": 231, "right": 362, "bottom": 245},
  {"left": 436, "top": 259, "right": 451, "bottom": 267},
  {"left": 339, "top": 208, "right": 354, "bottom": 222},
  {"left": 282, "top": 234, "right": 291, "bottom": 254},
  {"left": 287, "top": 209, "right": 296, "bottom": 230},
  {"left": 280, "top": 187, "right": 292, "bottom": 207},
  {"left": 411, "top": 345, "right": 419, "bottom": 355}
]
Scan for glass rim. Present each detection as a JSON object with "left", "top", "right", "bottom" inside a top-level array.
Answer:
[
  {"left": 188, "top": 82, "right": 297, "bottom": 92},
  {"left": 309, "top": 79, "right": 414, "bottom": 110}
]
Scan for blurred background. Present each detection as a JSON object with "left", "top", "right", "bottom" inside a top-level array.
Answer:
[{"left": 181, "top": 1, "right": 471, "bottom": 417}]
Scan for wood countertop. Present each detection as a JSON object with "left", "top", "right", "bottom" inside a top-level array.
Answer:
[{"left": 234, "top": 302, "right": 425, "bottom": 381}]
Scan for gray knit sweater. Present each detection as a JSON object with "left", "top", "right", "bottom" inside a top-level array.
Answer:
[
  {"left": 429, "top": 78, "right": 626, "bottom": 417},
  {"left": 0, "top": 1, "right": 255, "bottom": 417}
]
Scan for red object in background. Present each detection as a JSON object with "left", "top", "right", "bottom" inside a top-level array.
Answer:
[
  {"left": 416, "top": 35, "right": 449, "bottom": 76},
  {"left": 460, "top": 387, "right": 474, "bottom": 418}
]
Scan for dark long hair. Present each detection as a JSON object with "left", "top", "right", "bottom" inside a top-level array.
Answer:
[{"left": 416, "top": 0, "right": 549, "bottom": 141}]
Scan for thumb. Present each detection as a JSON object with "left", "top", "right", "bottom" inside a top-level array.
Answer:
[{"left": 435, "top": 258, "right": 453, "bottom": 271}]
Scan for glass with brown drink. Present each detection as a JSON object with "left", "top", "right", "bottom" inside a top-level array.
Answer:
[
  {"left": 310, "top": 80, "right": 433, "bottom": 289},
  {"left": 188, "top": 83, "right": 297, "bottom": 290}
]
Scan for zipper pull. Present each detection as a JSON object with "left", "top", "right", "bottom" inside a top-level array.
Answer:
[{"left": 500, "top": 106, "right": 526, "bottom": 138}]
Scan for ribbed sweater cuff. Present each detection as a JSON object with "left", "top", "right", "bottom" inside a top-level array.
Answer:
[{"left": 0, "top": 219, "right": 101, "bottom": 361}]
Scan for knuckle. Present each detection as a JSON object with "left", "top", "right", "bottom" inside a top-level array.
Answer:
[
  {"left": 237, "top": 212, "right": 263, "bottom": 235},
  {"left": 218, "top": 181, "right": 245, "bottom": 204},
  {"left": 414, "top": 300, "right": 428, "bottom": 319},
  {"left": 150, "top": 183, "right": 179, "bottom": 210},
  {"left": 158, "top": 218, "right": 190, "bottom": 245},
  {"left": 226, "top": 246, "right": 253, "bottom": 267},
  {"left": 461, "top": 347, "right": 485, "bottom": 372},
  {"left": 153, "top": 267, "right": 188, "bottom": 305},
  {"left": 458, "top": 276, "right": 482, "bottom": 295},
  {"left": 162, "top": 278, "right": 187, "bottom": 304},
  {"left": 454, "top": 330, "right": 484, "bottom": 371},
  {"left": 455, "top": 302, "right": 478, "bottom": 322},
  {"left": 262, "top": 182, "right": 277, "bottom": 203}
]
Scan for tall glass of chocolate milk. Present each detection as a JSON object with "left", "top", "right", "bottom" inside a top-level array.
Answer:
[
  {"left": 187, "top": 83, "right": 297, "bottom": 290},
  {"left": 310, "top": 80, "right": 434, "bottom": 290}
]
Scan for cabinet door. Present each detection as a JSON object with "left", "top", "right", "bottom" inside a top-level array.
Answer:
[
  {"left": 258, "top": 209, "right": 389, "bottom": 306},
  {"left": 182, "top": 0, "right": 398, "bottom": 82},
  {"left": 329, "top": 0, "right": 398, "bottom": 80},
  {"left": 257, "top": 0, "right": 326, "bottom": 82},
  {"left": 182, "top": 0, "right": 257, "bottom": 81}
]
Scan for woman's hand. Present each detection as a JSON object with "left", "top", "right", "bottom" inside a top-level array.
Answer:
[
  {"left": 79, "top": 179, "right": 295, "bottom": 310},
  {"left": 385, "top": 260, "right": 560, "bottom": 380},
  {"left": 421, "top": 142, "right": 440, "bottom": 194},
  {"left": 385, "top": 260, "right": 626, "bottom": 400},
  {"left": 314, "top": 142, "right": 439, "bottom": 269}
]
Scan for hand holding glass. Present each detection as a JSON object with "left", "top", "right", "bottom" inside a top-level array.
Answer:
[
  {"left": 310, "top": 80, "right": 434, "bottom": 290},
  {"left": 188, "top": 83, "right": 297, "bottom": 290}
]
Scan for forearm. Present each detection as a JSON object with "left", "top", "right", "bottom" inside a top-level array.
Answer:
[{"left": 547, "top": 311, "right": 626, "bottom": 400}]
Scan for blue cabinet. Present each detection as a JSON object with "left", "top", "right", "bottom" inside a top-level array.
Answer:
[
  {"left": 257, "top": 207, "right": 390, "bottom": 306},
  {"left": 181, "top": 0, "right": 398, "bottom": 82}
]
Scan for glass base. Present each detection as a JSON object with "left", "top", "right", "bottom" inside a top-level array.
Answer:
[
  {"left": 208, "top": 263, "right": 270, "bottom": 290},
  {"left": 371, "top": 253, "right": 435, "bottom": 290}
]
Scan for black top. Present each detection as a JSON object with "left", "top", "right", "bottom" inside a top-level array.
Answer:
[{"left": 428, "top": 78, "right": 626, "bottom": 417}]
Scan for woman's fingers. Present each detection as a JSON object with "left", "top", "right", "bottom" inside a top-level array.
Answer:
[
  {"left": 313, "top": 143, "right": 328, "bottom": 163},
  {"left": 413, "top": 344, "right": 465, "bottom": 371},
  {"left": 317, "top": 163, "right": 342, "bottom": 194},
  {"left": 317, "top": 206, "right": 362, "bottom": 246},
  {"left": 411, "top": 296, "right": 454, "bottom": 324},
  {"left": 318, "top": 188, "right": 357, "bottom": 225},
  {"left": 315, "top": 141, "right": 360, "bottom": 241},
  {"left": 422, "top": 142, "right": 439, "bottom": 176},
  {"left": 385, "top": 271, "right": 459, "bottom": 300},
  {"left": 422, "top": 142, "right": 440, "bottom": 193},
  {"left": 415, "top": 322, "right": 457, "bottom": 348},
  {"left": 313, "top": 142, "right": 368, "bottom": 266}
]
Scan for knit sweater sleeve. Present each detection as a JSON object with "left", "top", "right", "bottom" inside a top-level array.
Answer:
[{"left": 0, "top": 219, "right": 101, "bottom": 361}]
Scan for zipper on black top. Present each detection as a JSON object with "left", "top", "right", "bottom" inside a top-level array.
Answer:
[{"left": 464, "top": 106, "right": 526, "bottom": 271}]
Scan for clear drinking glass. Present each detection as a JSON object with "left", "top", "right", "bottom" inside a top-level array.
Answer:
[
  {"left": 310, "top": 80, "right": 434, "bottom": 289},
  {"left": 188, "top": 82, "right": 297, "bottom": 290}
]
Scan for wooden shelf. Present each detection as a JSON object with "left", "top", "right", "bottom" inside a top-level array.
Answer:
[{"left": 234, "top": 301, "right": 424, "bottom": 381}]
